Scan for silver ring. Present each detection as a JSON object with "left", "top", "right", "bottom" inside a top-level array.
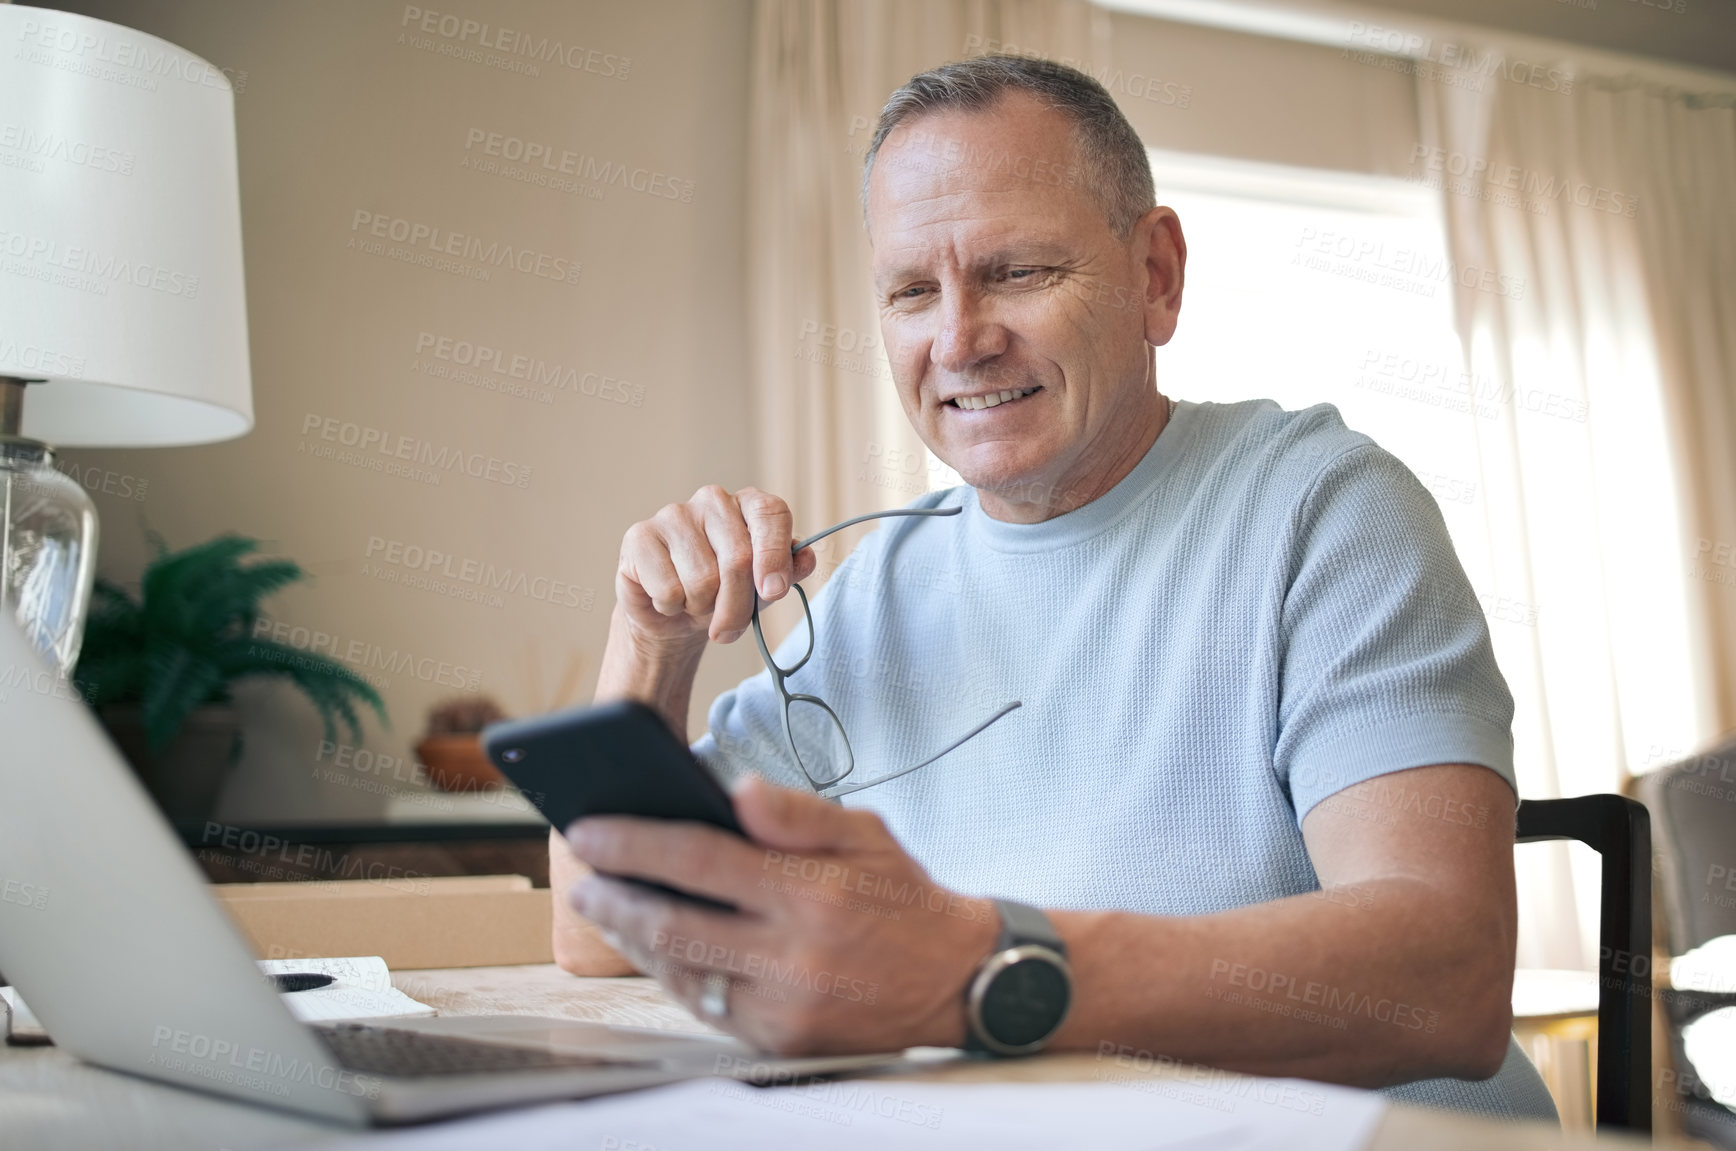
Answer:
[{"left": 699, "top": 972, "right": 730, "bottom": 1020}]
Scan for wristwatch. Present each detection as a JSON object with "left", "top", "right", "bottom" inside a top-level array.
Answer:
[{"left": 963, "top": 899, "right": 1073, "bottom": 1056}]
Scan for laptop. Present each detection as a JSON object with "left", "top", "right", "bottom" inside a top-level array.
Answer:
[{"left": 0, "top": 614, "right": 891, "bottom": 1124}]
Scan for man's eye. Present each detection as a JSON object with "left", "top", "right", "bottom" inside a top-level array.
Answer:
[{"left": 1001, "top": 267, "right": 1045, "bottom": 282}]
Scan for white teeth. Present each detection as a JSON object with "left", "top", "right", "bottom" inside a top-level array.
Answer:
[{"left": 953, "top": 387, "right": 1037, "bottom": 410}]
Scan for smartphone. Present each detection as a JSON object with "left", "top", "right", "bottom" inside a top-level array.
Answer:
[{"left": 481, "top": 699, "right": 744, "bottom": 910}]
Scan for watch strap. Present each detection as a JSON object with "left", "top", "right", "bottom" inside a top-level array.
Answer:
[{"left": 993, "top": 899, "right": 1066, "bottom": 955}]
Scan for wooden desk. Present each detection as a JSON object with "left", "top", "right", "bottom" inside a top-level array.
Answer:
[{"left": 0, "top": 965, "right": 1697, "bottom": 1150}]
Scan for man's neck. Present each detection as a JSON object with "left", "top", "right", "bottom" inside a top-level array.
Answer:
[{"left": 976, "top": 388, "right": 1170, "bottom": 524}]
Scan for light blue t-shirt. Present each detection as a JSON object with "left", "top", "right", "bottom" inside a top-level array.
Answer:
[{"left": 693, "top": 398, "right": 1557, "bottom": 1122}]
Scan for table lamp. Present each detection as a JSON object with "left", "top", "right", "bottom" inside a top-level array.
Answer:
[{"left": 0, "top": 4, "right": 252, "bottom": 675}]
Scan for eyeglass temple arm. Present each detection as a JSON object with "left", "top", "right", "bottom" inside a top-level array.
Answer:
[
  {"left": 821, "top": 700, "right": 1021, "bottom": 799},
  {"left": 791, "top": 506, "right": 961, "bottom": 555}
]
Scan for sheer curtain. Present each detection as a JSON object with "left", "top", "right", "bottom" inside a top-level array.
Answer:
[
  {"left": 746, "top": 0, "right": 1108, "bottom": 577},
  {"left": 1418, "top": 67, "right": 1736, "bottom": 968}
]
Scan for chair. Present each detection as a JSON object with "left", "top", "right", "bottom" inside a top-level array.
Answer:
[
  {"left": 1515, "top": 794, "right": 1651, "bottom": 1132},
  {"left": 1636, "top": 747, "right": 1736, "bottom": 1148}
]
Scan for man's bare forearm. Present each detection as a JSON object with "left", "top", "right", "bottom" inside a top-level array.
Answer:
[
  {"left": 552, "top": 603, "right": 708, "bottom": 974},
  {"left": 592, "top": 602, "right": 708, "bottom": 738},
  {"left": 1049, "top": 881, "right": 1512, "bottom": 1087}
]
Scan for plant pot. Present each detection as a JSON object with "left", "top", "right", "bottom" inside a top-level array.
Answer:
[
  {"left": 416, "top": 734, "right": 506, "bottom": 792},
  {"left": 100, "top": 704, "right": 242, "bottom": 826}
]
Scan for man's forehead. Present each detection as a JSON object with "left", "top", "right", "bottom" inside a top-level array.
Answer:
[
  {"left": 871, "top": 208, "right": 1078, "bottom": 280},
  {"left": 867, "top": 95, "right": 1093, "bottom": 254}
]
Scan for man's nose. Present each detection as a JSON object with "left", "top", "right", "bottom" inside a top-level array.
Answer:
[{"left": 931, "top": 289, "right": 1007, "bottom": 373}]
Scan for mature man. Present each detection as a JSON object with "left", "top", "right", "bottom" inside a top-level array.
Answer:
[{"left": 551, "top": 56, "right": 1557, "bottom": 1119}]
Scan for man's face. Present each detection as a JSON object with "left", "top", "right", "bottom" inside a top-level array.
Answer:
[{"left": 867, "top": 92, "right": 1170, "bottom": 504}]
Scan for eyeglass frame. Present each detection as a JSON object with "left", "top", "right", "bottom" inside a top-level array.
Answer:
[{"left": 749, "top": 505, "right": 1021, "bottom": 799}]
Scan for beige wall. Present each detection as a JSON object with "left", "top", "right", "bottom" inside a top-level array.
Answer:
[
  {"left": 44, "top": 0, "right": 764, "bottom": 822},
  {"left": 1108, "top": 9, "right": 1418, "bottom": 177}
]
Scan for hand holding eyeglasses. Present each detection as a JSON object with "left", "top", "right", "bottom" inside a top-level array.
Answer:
[
  {"left": 614, "top": 484, "right": 1019, "bottom": 798},
  {"left": 615, "top": 484, "right": 819, "bottom": 657}
]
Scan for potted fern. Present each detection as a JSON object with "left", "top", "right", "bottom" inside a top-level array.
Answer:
[{"left": 73, "top": 532, "right": 388, "bottom": 823}]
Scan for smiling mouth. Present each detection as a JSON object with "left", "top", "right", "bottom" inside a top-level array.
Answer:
[{"left": 947, "top": 386, "right": 1043, "bottom": 411}]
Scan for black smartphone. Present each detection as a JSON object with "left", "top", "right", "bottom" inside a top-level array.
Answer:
[{"left": 481, "top": 698, "right": 744, "bottom": 910}]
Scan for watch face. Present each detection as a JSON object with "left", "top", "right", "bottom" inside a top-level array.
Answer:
[{"left": 982, "top": 954, "right": 1071, "bottom": 1049}]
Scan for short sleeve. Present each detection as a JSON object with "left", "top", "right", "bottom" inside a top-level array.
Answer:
[{"left": 1274, "top": 445, "right": 1516, "bottom": 819}]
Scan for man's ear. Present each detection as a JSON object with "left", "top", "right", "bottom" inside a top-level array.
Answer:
[{"left": 1136, "top": 205, "right": 1186, "bottom": 347}]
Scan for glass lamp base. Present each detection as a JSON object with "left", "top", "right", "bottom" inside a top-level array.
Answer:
[{"left": 1, "top": 437, "right": 99, "bottom": 676}]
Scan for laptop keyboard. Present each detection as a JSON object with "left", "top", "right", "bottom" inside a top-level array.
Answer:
[{"left": 315, "top": 1023, "right": 658, "bottom": 1078}]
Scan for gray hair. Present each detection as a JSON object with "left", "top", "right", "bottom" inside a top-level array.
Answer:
[{"left": 861, "top": 55, "right": 1156, "bottom": 239}]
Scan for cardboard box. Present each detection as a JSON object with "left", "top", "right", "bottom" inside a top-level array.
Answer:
[{"left": 212, "top": 875, "right": 553, "bottom": 969}]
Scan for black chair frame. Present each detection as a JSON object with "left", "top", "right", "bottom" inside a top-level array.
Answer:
[{"left": 1515, "top": 794, "right": 1651, "bottom": 1132}]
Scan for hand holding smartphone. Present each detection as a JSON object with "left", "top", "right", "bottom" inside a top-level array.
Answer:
[{"left": 482, "top": 699, "right": 744, "bottom": 910}]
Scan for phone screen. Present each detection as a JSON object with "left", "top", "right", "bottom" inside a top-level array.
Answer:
[{"left": 482, "top": 699, "right": 744, "bottom": 909}]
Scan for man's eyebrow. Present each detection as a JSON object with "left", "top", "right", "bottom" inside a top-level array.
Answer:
[{"left": 876, "top": 242, "right": 1078, "bottom": 288}]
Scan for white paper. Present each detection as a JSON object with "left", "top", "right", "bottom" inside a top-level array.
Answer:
[
  {"left": 255, "top": 956, "right": 435, "bottom": 1023},
  {"left": 294, "top": 1072, "right": 1386, "bottom": 1151},
  {"left": 2, "top": 956, "right": 433, "bottom": 1041}
]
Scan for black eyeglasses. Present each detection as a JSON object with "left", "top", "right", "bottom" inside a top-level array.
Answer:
[{"left": 750, "top": 505, "right": 1021, "bottom": 799}]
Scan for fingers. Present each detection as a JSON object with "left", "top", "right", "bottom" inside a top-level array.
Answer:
[
  {"left": 618, "top": 485, "right": 803, "bottom": 645},
  {"left": 571, "top": 872, "right": 763, "bottom": 992},
  {"left": 568, "top": 816, "right": 776, "bottom": 913},
  {"left": 792, "top": 544, "right": 819, "bottom": 585},
  {"left": 738, "top": 487, "right": 796, "bottom": 602},
  {"left": 729, "top": 775, "right": 894, "bottom": 856},
  {"left": 702, "top": 496, "right": 757, "bottom": 643}
]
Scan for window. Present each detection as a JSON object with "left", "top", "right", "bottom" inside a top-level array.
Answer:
[{"left": 920, "top": 148, "right": 1702, "bottom": 968}]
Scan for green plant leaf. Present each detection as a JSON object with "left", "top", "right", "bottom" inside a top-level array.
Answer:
[
  {"left": 140, "top": 646, "right": 226, "bottom": 753},
  {"left": 218, "top": 637, "right": 389, "bottom": 745},
  {"left": 86, "top": 531, "right": 389, "bottom": 752}
]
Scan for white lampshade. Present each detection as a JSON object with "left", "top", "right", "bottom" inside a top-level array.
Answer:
[{"left": 0, "top": 4, "right": 251, "bottom": 447}]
